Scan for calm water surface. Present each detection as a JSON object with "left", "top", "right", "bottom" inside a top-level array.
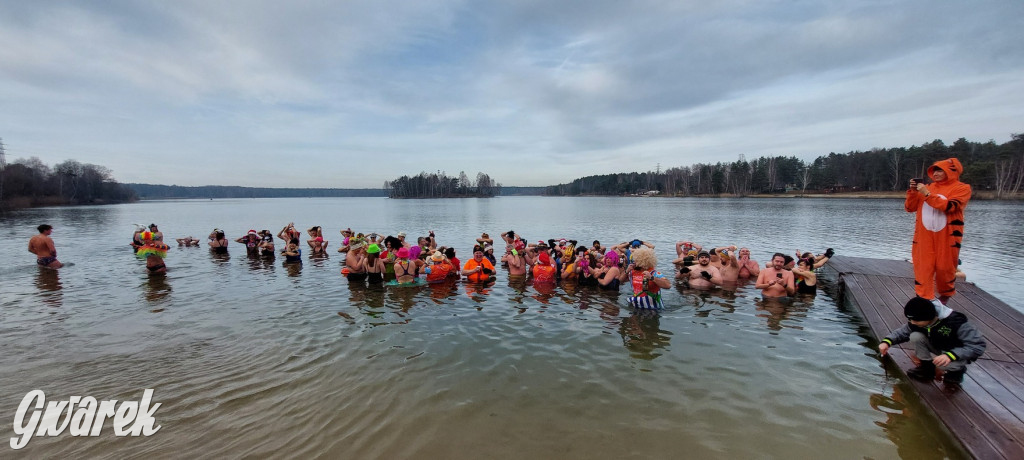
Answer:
[{"left": 2, "top": 197, "right": 1021, "bottom": 459}]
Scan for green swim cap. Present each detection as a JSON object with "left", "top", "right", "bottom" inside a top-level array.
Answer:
[{"left": 367, "top": 244, "right": 381, "bottom": 254}]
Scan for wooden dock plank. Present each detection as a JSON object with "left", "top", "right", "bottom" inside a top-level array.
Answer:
[
  {"left": 887, "top": 350, "right": 1022, "bottom": 460},
  {"left": 865, "top": 261, "right": 1024, "bottom": 360},
  {"left": 825, "top": 256, "right": 1024, "bottom": 460}
]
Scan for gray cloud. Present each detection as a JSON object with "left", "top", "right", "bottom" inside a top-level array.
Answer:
[{"left": 1, "top": 0, "right": 1022, "bottom": 187}]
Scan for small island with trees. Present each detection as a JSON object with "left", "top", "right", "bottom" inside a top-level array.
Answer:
[{"left": 385, "top": 171, "right": 501, "bottom": 198}]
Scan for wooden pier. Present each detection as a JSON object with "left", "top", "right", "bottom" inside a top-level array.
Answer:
[{"left": 826, "top": 256, "right": 1024, "bottom": 460}]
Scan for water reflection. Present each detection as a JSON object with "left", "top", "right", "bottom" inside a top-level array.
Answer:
[
  {"left": 619, "top": 309, "right": 671, "bottom": 360},
  {"left": 246, "top": 254, "right": 276, "bottom": 272},
  {"left": 284, "top": 261, "right": 302, "bottom": 277},
  {"left": 869, "top": 363, "right": 971, "bottom": 459},
  {"left": 34, "top": 267, "right": 63, "bottom": 308},
  {"left": 427, "top": 280, "right": 459, "bottom": 303},
  {"left": 754, "top": 297, "right": 810, "bottom": 332},
  {"left": 464, "top": 282, "right": 493, "bottom": 305},
  {"left": 143, "top": 274, "right": 172, "bottom": 306},
  {"left": 209, "top": 251, "right": 231, "bottom": 265},
  {"left": 385, "top": 284, "right": 420, "bottom": 312}
]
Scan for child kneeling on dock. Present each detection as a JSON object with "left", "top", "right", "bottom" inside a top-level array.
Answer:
[{"left": 878, "top": 297, "right": 986, "bottom": 392}]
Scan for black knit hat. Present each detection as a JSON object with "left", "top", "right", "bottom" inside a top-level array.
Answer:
[{"left": 904, "top": 297, "right": 937, "bottom": 321}]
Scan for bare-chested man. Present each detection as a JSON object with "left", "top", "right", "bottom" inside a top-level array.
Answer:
[
  {"left": 680, "top": 251, "right": 723, "bottom": 289},
  {"left": 717, "top": 248, "right": 740, "bottom": 284},
  {"left": 737, "top": 247, "right": 760, "bottom": 279},
  {"left": 501, "top": 240, "right": 528, "bottom": 278},
  {"left": 755, "top": 253, "right": 795, "bottom": 298},
  {"left": 29, "top": 224, "right": 63, "bottom": 269}
]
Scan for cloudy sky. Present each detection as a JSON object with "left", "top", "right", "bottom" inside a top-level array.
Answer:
[{"left": 2, "top": 1, "right": 1022, "bottom": 188}]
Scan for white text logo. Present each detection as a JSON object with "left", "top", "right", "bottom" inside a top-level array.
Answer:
[{"left": 11, "top": 389, "right": 161, "bottom": 449}]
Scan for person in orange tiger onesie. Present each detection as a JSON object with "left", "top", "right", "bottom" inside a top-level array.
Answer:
[{"left": 904, "top": 158, "right": 971, "bottom": 306}]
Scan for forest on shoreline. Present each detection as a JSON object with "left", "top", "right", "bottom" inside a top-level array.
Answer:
[
  {"left": 5, "top": 132, "right": 1022, "bottom": 209},
  {"left": 546, "top": 133, "right": 1024, "bottom": 198},
  {"left": 0, "top": 157, "right": 136, "bottom": 210}
]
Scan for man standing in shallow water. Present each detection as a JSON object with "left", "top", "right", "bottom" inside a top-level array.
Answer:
[
  {"left": 29, "top": 224, "right": 63, "bottom": 269},
  {"left": 755, "top": 253, "right": 794, "bottom": 297}
]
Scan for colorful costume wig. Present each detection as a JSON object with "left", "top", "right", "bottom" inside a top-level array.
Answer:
[{"left": 136, "top": 231, "right": 169, "bottom": 258}]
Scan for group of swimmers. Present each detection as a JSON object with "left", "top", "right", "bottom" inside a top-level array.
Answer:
[
  {"left": 120, "top": 224, "right": 835, "bottom": 309},
  {"left": 331, "top": 228, "right": 835, "bottom": 309}
]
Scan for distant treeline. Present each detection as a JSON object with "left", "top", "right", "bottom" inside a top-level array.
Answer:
[
  {"left": 545, "top": 134, "right": 1024, "bottom": 198},
  {"left": 385, "top": 171, "right": 501, "bottom": 198},
  {"left": 127, "top": 184, "right": 388, "bottom": 199},
  {"left": 0, "top": 157, "right": 137, "bottom": 209}
]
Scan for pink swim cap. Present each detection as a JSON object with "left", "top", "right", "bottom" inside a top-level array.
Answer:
[{"left": 397, "top": 247, "right": 410, "bottom": 259}]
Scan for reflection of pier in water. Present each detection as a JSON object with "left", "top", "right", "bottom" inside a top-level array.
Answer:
[{"left": 826, "top": 256, "right": 1024, "bottom": 460}]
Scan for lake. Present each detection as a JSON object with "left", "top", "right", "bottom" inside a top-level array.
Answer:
[{"left": 1, "top": 196, "right": 1021, "bottom": 459}]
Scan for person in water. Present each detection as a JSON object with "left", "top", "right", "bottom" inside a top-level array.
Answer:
[
  {"left": 258, "top": 230, "right": 275, "bottom": 255},
  {"left": 147, "top": 224, "right": 164, "bottom": 243},
  {"left": 906, "top": 158, "right": 972, "bottom": 307},
  {"left": 795, "top": 248, "right": 834, "bottom": 269},
  {"left": 307, "top": 226, "right": 327, "bottom": 247},
  {"left": 29, "top": 224, "right": 63, "bottom": 269},
  {"left": 737, "top": 247, "right": 760, "bottom": 279},
  {"left": 501, "top": 240, "right": 528, "bottom": 279},
  {"left": 137, "top": 230, "right": 168, "bottom": 274},
  {"left": 308, "top": 236, "right": 329, "bottom": 256},
  {"left": 282, "top": 240, "right": 302, "bottom": 264},
  {"left": 363, "top": 244, "right": 385, "bottom": 283},
  {"left": 425, "top": 250, "right": 454, "bottom": 283},
  {"left": 680, "top": 251, "right": 723, "bottom": 289},
  {"left": 716, "top": 248, "right": 741, "bottom": 284},
  {"left": 345, "top": 241, "right": 367, "bottom": 281},
  {"left": 531, "top": 251, "right": 557, "bottom": 284},
  {"left": 176, "top": 236, "right": 201, "bottom": 247},
  {"left": 208, "top": 229, "right": 229, "bottom": 254},
  {"left": 791, "top": 257, "right": 818, "bottom": 296},
  {"left": 756, "top": 253, "right": 795, "bottom": 298},
  {"left": 445, "top": 247, "right": 461, "bottom": 278},
  {"left": 626, "top": 247, "right": 670, "bottom": 309},
  {"left": 575, "top": 249, "right": 599, "bottom": 287},
  {"left": 393, "top": 247, "right": 418, "bottom": 284},
  {"left": 463, "top": 246, "right": 495, "bottom": 283},
  {"left": 594, "top": 250, "right": 623, "bottom": 290},
  {"left": 236, "top": 230, "right": 261, "bottom": 256},
  {"left": 879, "top": 296, "right": 986, "bottom": 392},
  {"left": 278, "top": 222, "right": 302, "bottom": 245}
]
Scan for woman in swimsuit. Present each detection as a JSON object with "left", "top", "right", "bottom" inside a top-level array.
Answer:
[
  {"left": 595, "top": 250, "right": 622, "bottom": 291},
  {"left": 792, "top": 257, "right": 818, "bottom": 296},
  {"left": 283, "top": 241, "right": 302, "bottom": 264},
  {"left": 307, "top": 226, "right": 328, "bottom": 248},
  {"left": 393, "top": 247, "right": 417, "bottom": 284},
  {"left": 308, "top": 236, "right": 329, "bottom": 256},
  {"left": 363, "top": 244, "right": 385, "bottom": 283},
  {"left": 208, "top": 229, "right": 229, "bottom": 254}
]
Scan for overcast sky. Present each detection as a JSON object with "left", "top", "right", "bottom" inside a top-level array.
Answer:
[{"left": 2, "top": 1, "right": 1022, "bottom": 188}]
